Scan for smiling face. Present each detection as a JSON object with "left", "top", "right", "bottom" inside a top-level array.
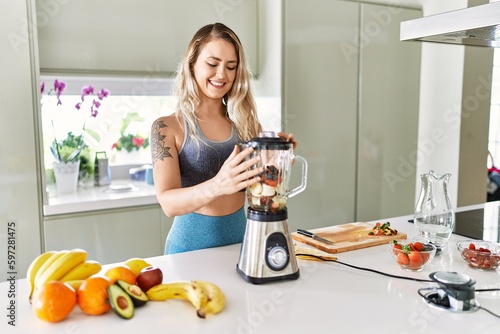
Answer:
[{"left": 193, "top": 38, "right": 238, "bottom": 102}]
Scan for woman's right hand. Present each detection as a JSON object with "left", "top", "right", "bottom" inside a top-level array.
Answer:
[{"left": 212, "top": 145, "right": 263, "bottom": 195}]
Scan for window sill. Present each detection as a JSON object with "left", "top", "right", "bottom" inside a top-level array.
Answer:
[{"left": 43, "top": 179, "right": 158, "bottom": 216}]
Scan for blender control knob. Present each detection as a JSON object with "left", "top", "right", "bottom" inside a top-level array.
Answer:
[
  {"left": 267, "top": 246, "right": 289, "bottom": 270},
  {"left": 265, "top": 232, "right": 290, "bottom": 271}
]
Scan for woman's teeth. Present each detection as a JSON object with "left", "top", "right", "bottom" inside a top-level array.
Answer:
[{"left": 210, "top": 81, "right": 224, "bottom": 87}]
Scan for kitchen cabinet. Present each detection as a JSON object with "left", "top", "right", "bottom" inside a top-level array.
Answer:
[
  {"left": 43, "top": 205, "right": 165, "bottom": 264},
  {"left": 36, "top": 0, "right": 258, "bottom": 76},
  {"left": 284, "top": 0, "right": 421, "bottom": 229},
  {"left": 356, "top": 3, "right": 421, "bottom": 221}
]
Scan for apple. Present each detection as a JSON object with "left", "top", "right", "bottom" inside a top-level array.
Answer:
[{"left": 136, "top": 266, "right": 163, "bottom": 292}]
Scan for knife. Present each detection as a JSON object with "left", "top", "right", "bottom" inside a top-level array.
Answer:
[{"left": 296, "top": 229, "right": 334, "bottom": 245}]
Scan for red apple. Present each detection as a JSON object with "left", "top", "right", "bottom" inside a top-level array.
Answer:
[{"left": 136, "top": 266, "right": 163, "bottom": 292}]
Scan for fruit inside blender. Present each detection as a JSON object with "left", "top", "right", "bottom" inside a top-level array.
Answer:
[{"left": 247, "top": 164, "right": 287, "bottom": 212}]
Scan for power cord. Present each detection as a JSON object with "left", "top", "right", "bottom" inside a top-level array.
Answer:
[
  {"left": 296, "top": 253, "right": 433, "bottom": 282},
  {"left": 295, "top": 253, "right": 500, "bottom": 318}
]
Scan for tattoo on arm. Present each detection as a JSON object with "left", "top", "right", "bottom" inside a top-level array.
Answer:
[{"left": 151, "top": 120, "right": 173, "bottom": 164}]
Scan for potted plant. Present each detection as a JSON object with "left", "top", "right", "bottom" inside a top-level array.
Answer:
[
  {"left": 111, "top": 112, "right": 150, "bottom": 164},
  {"left": 41, "top": 79, "right": 109, "bottom": 193}
]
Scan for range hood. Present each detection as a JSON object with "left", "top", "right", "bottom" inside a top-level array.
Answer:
[{"left": 400, "top": 2, "right": 500, "bottom": 47}]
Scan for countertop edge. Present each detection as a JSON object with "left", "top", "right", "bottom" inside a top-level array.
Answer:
[{"left": 43, "top": 179, "right": 158, "bottom": 216}]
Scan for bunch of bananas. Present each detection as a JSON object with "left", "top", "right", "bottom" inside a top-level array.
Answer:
[
  {"left": 146, "top": 280, "right": 226, "bottom": 318},
  {"left": 26, "top": 249, "right": 102, "bottom": 301}
]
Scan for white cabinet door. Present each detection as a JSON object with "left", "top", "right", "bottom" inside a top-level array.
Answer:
[
  {"left": 284, "top": 0, "right": 360, "bottom": 229},
  {"left": 356, "top": 4, "right": 421, "bottom": 221},
  {"left": 284, "top": 0, "right": 421, "bottom": 228},
  {"left": 43, "top": 206, "right": 162, "bottom": 264},
  {"left": 36, "top": 0, "right": 258, "bottom": 75}
]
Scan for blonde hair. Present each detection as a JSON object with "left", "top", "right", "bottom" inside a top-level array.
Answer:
[{"left": 174, "top": 22, "right": 261, "bottom": 145}]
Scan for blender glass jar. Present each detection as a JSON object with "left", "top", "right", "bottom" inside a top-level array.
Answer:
[{"left": 240, "top": 131, "right": 307, "bottom": 212}]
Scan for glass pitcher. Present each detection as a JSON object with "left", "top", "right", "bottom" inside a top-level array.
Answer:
[
  {"left": 414, "top": 170, "right": 455, "bottom": 248},
  {"left": 240, "top": 131, "right": 307, "bottom": 212}
]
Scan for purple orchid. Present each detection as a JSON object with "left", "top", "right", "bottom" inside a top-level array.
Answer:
[
  {"left": 54, "top": 79, "right": 66, "bottom": 105},
  {"left": 97, "top": 88, "right": 110, "bottom": 100},
  {"left": 40, "top": 79, "right": 110, "bottom": 163}
]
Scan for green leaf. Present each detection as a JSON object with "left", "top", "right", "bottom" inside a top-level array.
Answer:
[
  {"left": 50, "top": 145, "right": 60, "bottom": 162},
  {"left": 84, "top": 128, "right": 101, "bottom": 142}
]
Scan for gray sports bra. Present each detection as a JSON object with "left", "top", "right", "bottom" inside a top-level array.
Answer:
[{"left": 178, "top": 118, "right": 240, "bottom": 187}]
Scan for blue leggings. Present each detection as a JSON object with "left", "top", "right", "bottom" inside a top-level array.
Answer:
[{"left": 164, "top": 207, "right": 246, "bottom": 255}]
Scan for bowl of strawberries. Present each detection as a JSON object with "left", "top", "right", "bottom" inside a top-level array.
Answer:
[
  {"left": 389, "top": 239, "right": 437, "bottom": 271},
  {"left": 457, "top": 240, "right": 500, "bottom": 271}
]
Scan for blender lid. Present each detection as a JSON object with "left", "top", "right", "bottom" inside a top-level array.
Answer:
[{"left": 243, "top": 131, "right": 293, "bottom": 150}]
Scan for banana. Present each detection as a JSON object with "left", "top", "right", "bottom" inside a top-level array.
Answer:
[
  {"left": 34, "top": 249, "right": 87, "bottom": 290},
  {"left": 124, "top": 257, "right": 151, "bottom": 276},
  {"left": 33, "top": 250, "right": 69, "bottom": 287},
  {"left": 26, "top": 251, "right": 57, "bottom": 301},
  {"left": 63, "top": 280, "right": 84, "bottom": 291},
  {"left": 146, "top": 281, "right": 208, "bottom": 317},
  {"left": 193, "top": 280, "right": 226, "bottom": 317},
  {"left": 60, "top": 260, "right": 101, "bottom": 282}
]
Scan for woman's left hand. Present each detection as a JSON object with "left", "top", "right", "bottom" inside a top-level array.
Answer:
[{"left": 277, "top": 132, "right": 298, "bottom": 151}]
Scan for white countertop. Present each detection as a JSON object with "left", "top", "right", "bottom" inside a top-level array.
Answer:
[
  {"left": 2, "top": 204, "right": 500, "bottom": 333},
  {"left": 44, "top": 179, "right": 158, "bottom": 216}
]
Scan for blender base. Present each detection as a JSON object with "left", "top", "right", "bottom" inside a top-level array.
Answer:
[
  {"left": 236, "top": 265, "right": 300, "bottom": 284},
  {"left": 236, "top": 209, "right": 300, "bottom": 284}
]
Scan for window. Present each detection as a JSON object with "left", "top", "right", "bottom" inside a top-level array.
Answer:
[{"left": 40, "top": 75, "right": 281, "bottom": 181}]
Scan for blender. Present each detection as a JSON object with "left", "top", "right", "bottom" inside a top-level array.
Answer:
[{"left": 236, "top": 131, "right": 307, "bottom": 284}]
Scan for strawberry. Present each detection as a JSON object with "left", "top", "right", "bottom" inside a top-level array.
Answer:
[
  {"left": 264, "top": 178, "right": 278, "bottom": 187},
  {"left": 408, "top": 251, "right": 423, "bottom": 268},
  {"left": 397, "top": 252, "right": 410, "bottom": 266},
  {"left": 413, "top": 242, "right": 424, "bottom": 252},
  {"left": 393, "top": 243, "right": 402, "bottom": 255},
  {"left": 421, "top": 251, "right": 430, "bottom": 263}
]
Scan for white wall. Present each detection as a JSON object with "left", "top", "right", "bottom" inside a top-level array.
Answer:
[{"left": 0, "top": 0, "right": 43, "bottom": 280}]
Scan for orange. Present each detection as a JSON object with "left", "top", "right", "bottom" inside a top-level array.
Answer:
[
  {"left": 32, "top": 281, "right": 77, "bottom": 322},
  {"left": 77, "top": 276, "right": 112, "bottom": 315},
  {"left": 104, "top": 265, "right": 137, "bottom": 285}
]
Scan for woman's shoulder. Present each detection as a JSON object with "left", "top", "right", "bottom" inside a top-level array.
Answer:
[
  {"left": 151, "top": 113, "right": 186, "bottom": 151},
  {"left": 152, "top": 113, "right": 184, "bottom": 133}
]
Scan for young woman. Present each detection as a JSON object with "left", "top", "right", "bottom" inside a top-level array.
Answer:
[{"left": 151, "top": 23, "right": 297, "bottom": 254}]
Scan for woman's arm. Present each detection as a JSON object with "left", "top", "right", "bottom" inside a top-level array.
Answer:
[{"left": 150, "top": 117, "right": 263, "bottom": 217}]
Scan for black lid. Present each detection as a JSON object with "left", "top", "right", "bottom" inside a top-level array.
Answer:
[{"left": 242, "top": 131, "right": 292, "bottom": 150}]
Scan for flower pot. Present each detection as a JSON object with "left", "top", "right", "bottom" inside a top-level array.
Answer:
[{"left": 53, "top": 160, "right": 81, "bottom": 194}]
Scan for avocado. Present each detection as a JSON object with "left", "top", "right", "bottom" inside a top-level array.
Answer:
[
  {"left": 116, "top": 279, "right": 148, "bottom": 307},
  {"left": 108, "top": 284, "right": 134, "bottom": 319}
]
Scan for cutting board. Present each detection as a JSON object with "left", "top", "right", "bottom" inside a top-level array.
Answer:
[{"left": 291, "top": 222, "right": 407, "bottom": 254}]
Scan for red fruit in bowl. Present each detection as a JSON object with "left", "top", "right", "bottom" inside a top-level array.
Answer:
[
  {"left": 396, "top": 252, "right": 409, "bottom": 266},
  {"left": 408, "top": 251, "right": 424, "bottom": 269},
  {"left": 413, "top": 242, "right": 424, "bottom": 252},
  {"left": 393, "top": 243, "right": 402, "bottom": 255},
  {"left": 136, "top": 266, "right": 163, "bottom": 292}
]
